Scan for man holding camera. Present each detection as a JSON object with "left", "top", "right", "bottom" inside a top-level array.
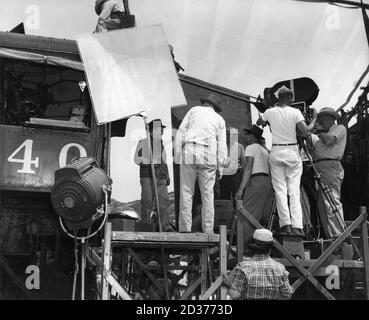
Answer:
[
  {"left": 257, "top": 86, "right": 317, "bottom": 236},
  {"left": 311, "top": 107, "right": 347, "bottom": 238}
]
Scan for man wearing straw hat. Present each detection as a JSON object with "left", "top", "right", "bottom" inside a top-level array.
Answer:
[
  {"left": 311, "top": 107, "right": 347, "bottom": 238},
  {"left": 175, "top": 93, "right": 229, "bottom": 234}
]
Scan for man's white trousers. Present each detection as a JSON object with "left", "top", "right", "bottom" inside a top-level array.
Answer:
[
  {"left": 179, "top": 164, "right": 217, "bottom": 233},
  {"left": 269, "top": 146, "right": 303, "bottom": 229}
]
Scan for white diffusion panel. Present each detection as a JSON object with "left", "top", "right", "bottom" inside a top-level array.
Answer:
[{"left": 77, "top": 24, "right": 186, "bottom": 124}]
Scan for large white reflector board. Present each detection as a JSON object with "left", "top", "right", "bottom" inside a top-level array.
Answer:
[{"left": 77, "top": 24, "right": 186, "bottom": 124}]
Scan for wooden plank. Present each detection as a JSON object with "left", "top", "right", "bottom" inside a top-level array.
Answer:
[
  {"left": 104, "top": 271, "right": 132, "bottom": 300},
  {"left": 236, "top": 200, "right": 335, "bottom": 300},
  {"left": 180, "top": 277, "right": 202, "bottom": 300},
  {"left": 159, "top": 245, "right": 170, "bottom": 300},
  {"left": 292, "top": 212, "right": 366, "bottom": 292},
  {"left": 275, "top": 258, "right": 364, "bottom": 269},
  {"left": 228, "top": 213, "right": 237, "bottom": 257},
  {"left": 207, "top": 253, "right": 214, "bottom": 289},
  {"left": 200, "top": 276, "right": 223, "bottom": 300},
  {"left": 87, "top": 246, "right": 131, "bottom": 298},
  {"left": 121, "top": 248, "right": 127, "bottom": 285},
  {"left": 102, "top": 222, "right": 112, "bottom": 300},
  {"left": 237, "top": 213, "right": 244, "bottom": 263},
  {"left": 360, "top": 207, "right": 369, "bottom": 300},
  {"left": 219, "top": 225, "right": 228, "bottom": 300},
  {"left": 111, "top": 231, "right": 220, "bottom": 243},
  {"left": 111, "top": 242, "right": 217, "bottom": 249},
  {"left": 200, "top": 249, "right": 208, "bottom": 296}
]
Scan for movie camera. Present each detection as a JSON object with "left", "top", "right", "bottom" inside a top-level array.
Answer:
[{"left": 249, "top": 77, "right": 320, "bottom": 123}]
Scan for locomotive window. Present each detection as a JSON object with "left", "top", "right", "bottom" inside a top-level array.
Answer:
[{"left": 0, "top": 58, "right": 91, "bottom": 129}]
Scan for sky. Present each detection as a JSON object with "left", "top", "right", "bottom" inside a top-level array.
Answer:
[{"left": 0, "top": 0, "right": 368, "bottom": 202}]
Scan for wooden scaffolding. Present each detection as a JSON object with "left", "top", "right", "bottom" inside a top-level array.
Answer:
[
  {"left": 87, "top": 223, "right": 229, "bottom": 300},
  {"left": 86, "top": 201, "right": 369, "bottom": 300},
  {"left": 235, "top": 201, "right": 369, "bottom": 300}
]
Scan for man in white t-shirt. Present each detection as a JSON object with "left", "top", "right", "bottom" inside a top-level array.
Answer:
[
  {"left": 256, "top": 86, "right": 317, "bottom": 236},
  {"left": 311, "top": 107, "right": 347, "bottom": 238},
  {"left": 235, "top": 125, "right": 274, "bottom": 246}
]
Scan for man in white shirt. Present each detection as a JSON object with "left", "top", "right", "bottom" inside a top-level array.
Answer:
[
  {"left": 257, "top": 86, "right": 317, "bottom": 236},
  {"left": 311, "top": 107, "right": 347, "bottom": 238},
  {"left": 175, "top": 93, "right": 228, "bottom": 234},
  {"left": 235, "top": 125, "right": 274, "bottom": 246},
  {"left": 94, "top": 0, "right": 125, "bottom": 33}
]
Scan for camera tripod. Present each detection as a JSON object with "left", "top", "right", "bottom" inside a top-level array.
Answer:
[{"left": 298, "top": 137, "right": 362, "bottom": 259}]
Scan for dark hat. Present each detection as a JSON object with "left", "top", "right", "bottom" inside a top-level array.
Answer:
[
  {"left": 243, "top": 125, "right": 264, "bottom": 139},
  {"left": 317, "top": 107, "right": 340, "bottom": 120},
  {"left": 148, "top": 119, "right": 166, "bottom": 131},
  {"left": 200, "top": 93, "right": 222, "bottom": 112},
  {"left": 95, "top": 0, "right": 108, "bottom": 15}
]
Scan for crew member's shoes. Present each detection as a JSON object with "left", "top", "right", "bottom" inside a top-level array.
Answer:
[
  {"left": 291, "top": 227, "right": 305, "bottom": 237},
  {"left": 275, "top": 225, "right": 292, "bottom": 235}
]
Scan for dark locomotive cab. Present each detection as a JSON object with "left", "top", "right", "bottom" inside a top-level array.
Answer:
[
  {"left": 1, "top": 58, "right": 92, "bottom": 130},
  {"left": 0, "top": 33, "right": 108, "bottom": 298}
]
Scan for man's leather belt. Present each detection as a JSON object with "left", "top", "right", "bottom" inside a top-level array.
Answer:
[
  {"left": 251, "top": 173, "right": 269, "bottom": 178},
  {"left": 315, "top": 158, "right": 340, "bottom": 163},
  {"left": 272, "top": 143, "right": 297, "bottom": 146},
  {"left": 184, "top": 142, "right": 209, "bottom": 148}
]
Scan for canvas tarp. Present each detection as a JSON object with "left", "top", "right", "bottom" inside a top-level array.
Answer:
[{"left": 0, "top": 47, "right": 84, "bottom": 71}]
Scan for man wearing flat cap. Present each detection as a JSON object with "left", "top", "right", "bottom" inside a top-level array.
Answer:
[
  {"left": 175, "top": 93, "right": 229, "bottom": 234},
  {"left": 228, "top": 228, "right": 294, "bottom": 300},
  {"left": 257, "top": 86, "right": 317, "bottom": 237},
  {"left": 134, "top": 119, "right": 171, "bottom": 230},
  {"left": 235, "top": 125, "right": 274, "bottom": 246},
  {"left": 311, "top": 107, "right": 347, "bottom": 238}
]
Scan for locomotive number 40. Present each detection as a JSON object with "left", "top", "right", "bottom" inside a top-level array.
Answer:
[{"left": 7, "top": 139, "right": 87, "bottom": 174}]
